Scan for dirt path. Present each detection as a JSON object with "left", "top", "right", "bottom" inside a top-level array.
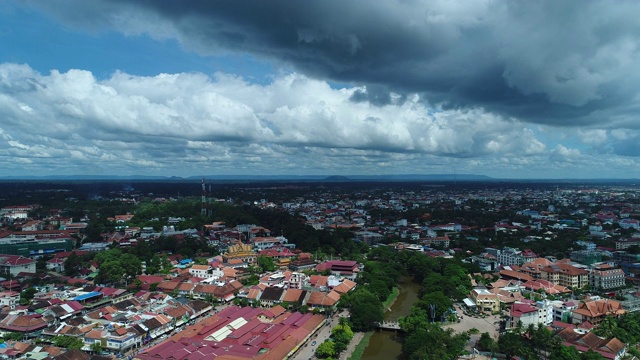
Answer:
[{"left": 339, "top": 332, "right": 365, "bottom": 360}]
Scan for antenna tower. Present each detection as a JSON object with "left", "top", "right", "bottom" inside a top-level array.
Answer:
[{"left": 201, "top": 178, "right": 207, "bottom": 216}]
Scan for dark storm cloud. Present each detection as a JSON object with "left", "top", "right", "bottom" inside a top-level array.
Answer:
[{"left": 23, "top": 0, "right": 640, "bottom": 127}]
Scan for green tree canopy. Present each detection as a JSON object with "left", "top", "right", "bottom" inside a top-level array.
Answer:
[{"left": 349, "top": 288, "right": 384, "bottom": 331}]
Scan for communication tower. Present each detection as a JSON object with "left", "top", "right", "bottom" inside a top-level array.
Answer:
[{"left": 201, "top": 178, "right": 207, "bottom": 216}]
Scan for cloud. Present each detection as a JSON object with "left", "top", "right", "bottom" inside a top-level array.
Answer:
[
  {"left": 0, "top": 63, "right": 560, "bottom": 176},
  {"left": 19, "top": 0, "right": 640, "bottom": 129}
]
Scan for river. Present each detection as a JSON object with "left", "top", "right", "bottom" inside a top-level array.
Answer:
[{"left": 361, "top": 276, "right": 422, "bottom": 360}]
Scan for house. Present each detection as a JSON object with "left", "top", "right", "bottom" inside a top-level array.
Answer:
[
  {"left": 0, "top": 254, "right": 36, "bottom": 276},
  {"left": 557, "top": 327, "right": 626, "bottom": 360},
  {"left": 259, "top": 286, "right": 285, "bottom": 307},
  {"left": 306, "top": 290, "right": 340, "bottom": 312},
  {"left": 571, "top": 299, "right": 625, "bottom": 326},
  {"left": 46, "top": 258, "right": 66, "bottom": 273},
  {"left": 0, "top": 290, "right": 19, "bottom": 309},
  {"left": 0, "top": 314, "right": 47, "bottom": 333},
  {"left": 315, "top": 260, "right": 359, "bottom": 279},
  {"left": 188, "top": 264, "right": 220, "bottom": 278}
]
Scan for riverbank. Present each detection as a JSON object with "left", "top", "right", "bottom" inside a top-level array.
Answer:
[
  {"left": 343, "top": 287, "right": 399, "bottom": 360},
  {"left": 382, "top": 287, "right": 400, "bottom": 310},
  {"left": 346, "top": 332, "right": 372, "bottom": 360}
]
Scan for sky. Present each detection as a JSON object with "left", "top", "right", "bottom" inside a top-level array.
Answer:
[{"left": 2, "top": 1, "right": 640, "bottom": 179}]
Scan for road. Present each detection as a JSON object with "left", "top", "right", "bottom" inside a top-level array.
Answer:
[{"left": 289, "top": 310, "right": 348, "bottom": 360}]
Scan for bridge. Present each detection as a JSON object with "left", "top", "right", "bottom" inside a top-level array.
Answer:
[{"left": 375, "top": 321, "right": 403, "bottom": 331}]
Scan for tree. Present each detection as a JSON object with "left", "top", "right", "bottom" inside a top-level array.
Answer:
[
  {"left": 368, "top": 278, "right": 391, "bottom": 301},
  {"left": 498, "top": 332, "right": 533, "bottom": 359},
  {"left": 90, "top": 342, "right": 102, "bottom": 354},
  {"left": 315, "top": 340, "right": 336, "bottom": 359},
  {"left": 120, "top": 253, "right": 142, "bottom": 280},
  {"left": 63, "top": 251, "right": 82, "bottom": 276},
  {"left": 580, "top": 349, "right": 605, "bottom": 360},
  {"left": 418, "top": 291, "right": 453, "bottom": 322},
  {"left": 476, "top": 332, "right": 496, "bottom": 352},
  {"left": 96, "top": 260, "right": 126, "bottom": 285},
  {"left": 20, "top": 287, "right": 37, "bottom": 305},
  {"left": 94, "top": 248, "right": 122, "bottom": 265},
  {"left": 53, "top": 335, "right": 84, "bottom": 350},
  {"left": 349, "top": 288, "right": 384, "bottom": 331},
  {"left": 550, "top": 343, "right": 581, "bottom": 360},
  {"left": 331, "top": 323, "right": 354, "bottom": 354},
  {"left": 132, "top": 278, "right": 143, "bottom": 291},
  {"left": 402, "top": 324, "right": 469, "bottom": 360},
  {"left": 257, "top": 256, "right": 276, "bottom": 272}
]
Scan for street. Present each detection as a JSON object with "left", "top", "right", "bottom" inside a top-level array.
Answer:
[{"left": 289, "top": 310, "right": 347, "bottom": 360}]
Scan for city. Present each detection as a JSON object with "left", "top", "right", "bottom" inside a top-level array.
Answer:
[{"left": 0, "top": 180, "right": 637, "bottom": 360}]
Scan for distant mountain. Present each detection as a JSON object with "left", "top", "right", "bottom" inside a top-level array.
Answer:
[
  {"left": 0, "top": 173, "right": 493, "bottom": 181},
  {"left": 3, "top": 174, "right": 640, "bottom": 183},
  {"left": 323, "top": 175, "right": 351, "bottom": 181},
  {"left": 346, "top": 174, "right": 493, "bottom": 181}
]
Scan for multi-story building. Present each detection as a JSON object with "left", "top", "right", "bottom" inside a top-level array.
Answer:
[
  {"left": 590, "top": 265, "right": 626, "bottom": 290},
  {"left": 498, "top": 247, "right": 524, "bottom": 266},
  {"left": 615, "top": 237, "right": 640, "bottom": 250},
  {"left": 0, "top": 234, "right": 74, "bottom": 257},
  {"left": 189, "top": 265, "right": 223, "bottom": 279},
  {"left": 289, "top": 272, "right": 307, "bottom": 289},
  {"left": 470, "top": 288, "right": 500, "bottom": 314},
  {"left": 539, "top": 262, "right": 589, "bottom": 289},
  {"left": 353, "top": 231, "right": 384, "bottom": 245},
  {"left": 0, "top": 291, "right": 19, "bottom": 309},
  {"left": 551, "top": 300, "right": 579, "bottom": 323},
  {"left": 510, "top": 302, "right": 538, "bottom": 329}
]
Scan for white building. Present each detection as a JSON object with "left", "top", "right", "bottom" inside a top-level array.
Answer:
[
  {"left": 0, "top": 254, "right": 36, "bottom": 276},
  {"left": 590, "top": 266, "right": 626, "bottom": 290}
]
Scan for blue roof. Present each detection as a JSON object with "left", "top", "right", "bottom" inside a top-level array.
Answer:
[{"left": 74, "top": 291, "right": 102, "bottom": 301}]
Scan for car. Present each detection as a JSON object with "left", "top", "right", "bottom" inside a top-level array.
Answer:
[{"left": 312, "top": 341, "right": 316, "bottom": 346}]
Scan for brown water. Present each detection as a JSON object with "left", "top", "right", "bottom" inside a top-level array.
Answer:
[{"left": 360, "top": 277, "right": 421, "bottom": 360}]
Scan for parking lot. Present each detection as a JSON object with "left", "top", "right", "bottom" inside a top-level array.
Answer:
[{"left": 444, "top": 305, "right": 502, "bottom": 352}]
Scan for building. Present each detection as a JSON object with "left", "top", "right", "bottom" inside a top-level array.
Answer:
[
  {"left": 315, "top": 260, "right": 359, "bottom": 280},
  {"left": 134, "top": 306, "right": 325, "bottom": 360},
  {"left": 590, "top": 265, "right": 626, "bottom": 290},
  {"left": 353, "top": 231, "right": 384, "bottom": 245},
  {"left": 571, "top": 298, "right": 625, "bottom": 326},
  {"left": 510, "top": 302, "right": 539, "bottom": 329},
  {"left": 557, "top": 328, "right": 626, "bottom": 360},
  {"left": 0, "top": 291, "right": 19, "bottom": 309},
  {"left": 539, "top": 263, "right": 589, "bottom": 289},
  {"left": 222, "top": 242, "right": 257, "bottom": 265},
  {"left": 551, "top": 300, "right": 579, "bottom": 323},
  {"left": 615, "top": 237, "right": 640, "bottom": 250},
  {"left": 509, "top": 300, "right": 553, "bottom": 329},
  {"left": 189, "top": 265, "right": 223, "bottom": 279},
  {"left": 469, "top": 288, "right": 500, "bottom": 314},
  {"left": 498, "top": 247, "right": 525, "bottom": 266},
  {"left": 0, "top": 254, "right": 36, "bottom": 276},
  {"left": 0, "top": 236, "right": 73, "bottom": 257}
]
